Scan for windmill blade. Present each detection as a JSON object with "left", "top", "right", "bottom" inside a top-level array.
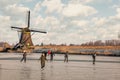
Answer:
[
  {"left": 11, "top": 26, "right": 23, "bottom": 30},
  {"left": 27, "top": 11, "right": 30, "bottom": 28},
  {"left": 30, "top": 29, "right": 47, "bottom": 33}
]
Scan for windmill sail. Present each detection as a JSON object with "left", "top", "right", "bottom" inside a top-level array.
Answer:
[
  {"left": 27, "top": 11, "right": 30, "bottom": 28},
  {"left": 30, "top": 29, "right": 47, "bottom": 33}
]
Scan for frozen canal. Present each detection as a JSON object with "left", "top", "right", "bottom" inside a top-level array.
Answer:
[{"left": 0, "top": 53, "right": 120, "bottom": 80}]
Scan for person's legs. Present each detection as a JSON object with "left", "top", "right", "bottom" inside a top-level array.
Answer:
[
  {"left": 64, "top": 57, "right": 67, "bottom": 62},
  {"left": 64, "top": 57, "right": 66, "bottom": 62},
  {"left": 41, "top": 62, "right": 45, "bottom": 69},
  {"left": 24, "top": 57, "right": 26, "bottom": 63},
  {"left": 20, "top": 57, "right": 24, "bottom": 62},
  {"left": 66, "top": 57, "right": 68, "bottom": 62},
  {"left": 93, "top": 58, "right": 95, "bottom": 64}
]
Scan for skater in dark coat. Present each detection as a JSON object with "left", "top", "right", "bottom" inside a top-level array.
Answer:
[
  {"left": 50, "top": 51, "right": 55, "bottom": 61},
  {"left": 21, "top": 50, "right": 27, "bottom": 63},
  {"left": 64, "top": 51, "right": 68, "bottom": 62},
  {"left": 39, "top": 53, "right": 46, "bottom": 69},
  {"left": 44, "top": 51, "right": 48, "bottom": 60},
  {"left": 92, "top": 51, "right": 96, "bottom": 65}
]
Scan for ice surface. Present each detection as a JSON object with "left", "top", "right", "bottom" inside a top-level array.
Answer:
[{"left": 0, "top": 53, "right": 120, "bottom": 80}]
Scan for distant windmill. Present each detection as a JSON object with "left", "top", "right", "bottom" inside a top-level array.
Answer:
[{"left": 11, "top": 11, "right": 47, "bottom": 50}]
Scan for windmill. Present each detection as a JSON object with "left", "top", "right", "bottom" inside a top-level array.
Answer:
[{"left": 11, "top": 11, "right": 47, "bottom": 50}]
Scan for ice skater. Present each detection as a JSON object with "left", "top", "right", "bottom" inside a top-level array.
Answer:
[
  {"left": 44, "top": 51, "right": 48, "bottom": 60},
  {"left": 20, "top": 50, "right": 27, "bottom": 63},
  {"left": 50, "top": 51, "right": 55, "bottom": 61},
  {"left": 39, "top": 53, "right": 46, "bottom": 69},
  {"left": 64, "top": 51, "right": 68, "bottom": 62},
  {"left": 92, "top": 51, "right": 96, "bottom": 65}
]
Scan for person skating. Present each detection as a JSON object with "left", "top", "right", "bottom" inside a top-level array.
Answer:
[
  {"left": 50, "top": 51, "right": 55, "bottom": 61},
  {"left": 92, "top": 51, "right": 96, "bottom": 65},
  {"left": 21, "top": 50, "right": 27, "bottom": 63},
  {"left": 64, "top": 51, "right": 68, "bottom": 62},
  {"left": 44, "top": 51, "right": 48, "bottom": 60},
  {"left": 39, "top": 53, "right": 46, "bottom": 69}
]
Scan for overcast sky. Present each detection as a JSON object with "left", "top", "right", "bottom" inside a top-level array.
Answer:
[{"left": 0, "top": 0, "right": 120, "bottom": 45}]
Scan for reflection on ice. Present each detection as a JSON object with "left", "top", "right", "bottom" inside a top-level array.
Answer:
[
  {"left": 20, "top": 66, "right": 31, "bottom": 80},
  {"left": 41, "top": 71, "right": 45, "bottom": 80}
]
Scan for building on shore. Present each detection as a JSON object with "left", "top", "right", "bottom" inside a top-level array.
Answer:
[{"left": 0, "top": 42, "right": 11, "bottom": 52}]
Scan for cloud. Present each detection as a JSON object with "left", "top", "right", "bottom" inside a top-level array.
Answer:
[
  {"left": 62, "top": 3, "right": 97, "bottom": 17},
  {"left": 92, "top": 17, "right": 108, "bottom": 27},
  {"left": 0, "top": 15, "right": 19, "bottom": 44},
  {"left": 3, "top": 4, "right": 30, "bottom": 27},
  {"left": 32, "top": 15, "right": 60, "bottom": 31},
  {"left": 91, "top": 0, "right": 113, "bottom": 3},
  {"left": 25, "top": 0, "right": 33, "bottom": 2},
  {"left": 69, "top": 0, "right": 93, "bottom": 4},
  {"left": 89, "top": 7, "right": 120, "bottom": 40},
  {"left": 33, "top": 2, "right": 42, "bottom": 13},
  {"left": 0, "top": 0, "right": 20, "bottom": 8},
  {"left": 71, "top": 20, "right": 89, "bottom": 27},
  {"left": 0, "top": 0, "right": 29, "bottom": 23},
  {"left": 5, "top": 4, "right": 29, "bottom": 16},
  {"left": 32, "top": 0, "right": 97, "bottom": 44},
  {"left": 115, "top": 8, "right": 120, "bottom": 18},
  {"left": 42, "top": 0, "right": 64, "bottom": 14},
  {"left": 0, "top": 15, "right": 11, "bottom": 27}
]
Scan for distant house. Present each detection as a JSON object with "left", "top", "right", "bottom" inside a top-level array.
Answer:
[{"left": 0, "top": 42, "right": 11, "bottom": 52}]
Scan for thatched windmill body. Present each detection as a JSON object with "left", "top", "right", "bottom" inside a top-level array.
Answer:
[{"left": 11, "top": 11, "right": 46, "bottom": 50}]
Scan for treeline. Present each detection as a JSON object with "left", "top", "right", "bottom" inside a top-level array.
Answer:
[
  {"left": 81, "top": 40, "right": 120, "bottom": 46},
  {"left": 39, "top": 39, "right": 120, "bottom": 46}
]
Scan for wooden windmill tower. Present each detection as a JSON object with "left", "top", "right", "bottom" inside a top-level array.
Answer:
[{"left": 11, "top": 11, "right": 47, "bottom": 50}]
